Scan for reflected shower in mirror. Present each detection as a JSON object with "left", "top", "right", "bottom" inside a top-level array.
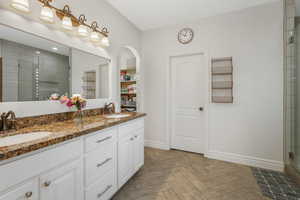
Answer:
[{"left": 0, "top": 24, "right": 109, "bottom": 102}]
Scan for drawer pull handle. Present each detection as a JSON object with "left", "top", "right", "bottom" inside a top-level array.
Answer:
[
  {"left": 134, "top": 135, "right": 138, "bottom": 138},
  {"left": 96, "top": 136, "right": 112, "bottom": 144},
  {"left": 97, "top": 158, "right": 112, "bottom": 168},
  {"left": 97, "top": 185, "right": 112, "bottom": 198},
  {"left": 25, "top": 191, "right": 33, "bottom": 198},
  {"left": 130, "top": 137, "right": 134, "bottom": 141},
  {"left": 44, "top": 181, "right": 51, "bottom": 187}
]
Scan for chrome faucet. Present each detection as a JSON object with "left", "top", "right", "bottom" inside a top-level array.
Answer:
[
  {"left": 103, "top": 102, "right": 115, "bottom": 114},
  {"left": 0, "top": 111, "right": 17, "bottom": 131}
]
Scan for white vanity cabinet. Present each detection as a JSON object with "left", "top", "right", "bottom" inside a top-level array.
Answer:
[
  {"left": 133, "top": 128, "right": 144, "bottom": 172},
  {"left": 118, "top": 119, "right": 144, "bottom": 188},
  {"left": 0, "top": 140, "right": 83, "bottom": 200},
  {"left": 0, "top": 178, "right": 38, "bottom": 200},
  {"left": 0, "top": 117, "right": 145, "bottom": 200},
  {"left": 83, "top": 128, "right": 117, "bottom": 200},
  {"left": 40, "top": 159, "right": 83, "bottom": 200},
  {"left": 118, "top": 133, "right": 134, "bottom": 187}
]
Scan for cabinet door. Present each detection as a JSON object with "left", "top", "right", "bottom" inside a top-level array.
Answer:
[
  {"left": 118, "top": 134, "right": 134, "bottom": 188},
  {"left": 0, "top": 179, "right": 38, "bottom": 200},
  {"left": 133, "top": 128, "right": 144, "bottom": 172},
  {"left": 40, "top": 159, "right": 83, "bottom": 200}
]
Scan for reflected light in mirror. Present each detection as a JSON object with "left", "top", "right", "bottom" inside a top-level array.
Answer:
[
  {"left": 61, "top": 16, "right": 73, "bottom": 31},
  {"left": 90, "top": 31, "right": 101, "bottom": 43},
  {"left": 72, "top": 94, "right": 82, "bottom": 97},
  {"left": 10, "top": 0, "right": 30, "bottom": 13},
  {"left": 78, "top": 25, "right": 89, "bottom": 37},
  {"left": 101, "top": 37, "right": 110, "bottom": 47},
  {"left": 40, "top": 5, "right": 54, "bottom": 23}
]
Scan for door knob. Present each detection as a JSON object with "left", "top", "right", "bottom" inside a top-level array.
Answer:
[
  {"left": 44, "top": 181, "right": 51, "bottom": 187},
  {"left": 199, "top": 107, "right": 204, "bottom": 111},
  {"left": 25, "top": 192, "right": 33, "bottom": 198}
]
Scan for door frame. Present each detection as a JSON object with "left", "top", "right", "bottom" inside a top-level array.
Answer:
[
  {"left": 0, "top": 57, "right": 2, "bottom": 102},
  {"left": 166, "top": 52, "right": 210, "bottom": 154}
]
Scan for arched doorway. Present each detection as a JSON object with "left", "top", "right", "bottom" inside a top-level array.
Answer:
[{"left": 118, "top": 46, "right": 142, "bottom": 112}]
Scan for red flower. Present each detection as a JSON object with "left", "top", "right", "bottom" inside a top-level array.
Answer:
[{"left": 66, "top": 100, "right": 73, "bottom": 107}]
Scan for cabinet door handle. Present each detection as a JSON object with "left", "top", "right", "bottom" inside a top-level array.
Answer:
[
  {"left": 97, "top": 158, "right": 112, "bottom": 168},
  {"left": 44, "top": 181, "right": 51, "bottom": 187},
  {"left": 96, "top": 136, "right": 112, "bottom": 144},
  {"left": 97, "top": 185, "right": 112, "bottom": 198},
  {"left": 25, "top": 191, "right": 33, "bottom": 198},
  {"left": 130, "top": 137, "right": 134, "bottom": 141},
  {"left": 134, "top": 135, "right": 138, "bottom": 138}
]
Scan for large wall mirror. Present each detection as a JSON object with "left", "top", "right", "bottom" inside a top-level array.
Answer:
[{"left": 0, "top": 24, "right": 110, "bottom": 102}]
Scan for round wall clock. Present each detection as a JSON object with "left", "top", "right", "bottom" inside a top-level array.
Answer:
[{"left": 178, "top": 28, "right": 194, "bottom": 44}]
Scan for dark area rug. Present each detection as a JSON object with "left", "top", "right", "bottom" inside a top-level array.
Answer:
[{"left": 252, "top": 167, "right": 300, "bottom": 200}]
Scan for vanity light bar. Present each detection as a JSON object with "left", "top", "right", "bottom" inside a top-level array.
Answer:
[
  {"left": 10, "top": 0, "right": 110, "bottom": 46},
  {"left": 39, "top": 0, "right": 109, "bottom": 37},
  {"left": 37, "top": 0, "right": 109, "bottom": 37}
]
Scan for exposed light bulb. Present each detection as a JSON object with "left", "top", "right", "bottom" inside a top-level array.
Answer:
[
  {"left": 101, "top": 37, "right": 110, "bottom": 47},
  {"left": 40, "top": 5, "right": 54, "bottom": 23},
  {"left": 90, "top": 31, "right": 100, "bottom": 43},
  {"left": 61, "top": 16, "right": 73, "bottom": 31},
  {"left": 78, "top": 25, "right": 88, "bottom": 37},
  {"left": 10, "top": 0, "right": 30, "bottom": 13}
]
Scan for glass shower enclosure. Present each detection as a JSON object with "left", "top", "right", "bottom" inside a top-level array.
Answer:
[{"left": 285, "top": 0, "right": 300, "bottom": 176}]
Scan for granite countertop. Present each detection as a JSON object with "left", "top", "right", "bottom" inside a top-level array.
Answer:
[{"left": 0, "top": 112, "right": 146, "bottom": 161}]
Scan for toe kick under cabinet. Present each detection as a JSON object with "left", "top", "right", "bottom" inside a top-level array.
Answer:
[{"left": 0, "top": 117, "right": 145, "bottom": 200}]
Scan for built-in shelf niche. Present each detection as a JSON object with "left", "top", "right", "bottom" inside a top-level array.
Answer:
[{"left": 211, "top": 57, "right": 233, "bottom": 103}]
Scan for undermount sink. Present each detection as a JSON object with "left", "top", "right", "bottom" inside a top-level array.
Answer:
[
  {"left": 0, "top": 132, "right": 52, "bottom": 147},
  {"left": 104, "top": 114, "right": 131, "bottom": 119}
]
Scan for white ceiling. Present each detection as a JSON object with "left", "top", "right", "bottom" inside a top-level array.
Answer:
[{"left": 106, "top": 0, "right": 279, "bottom": 30}]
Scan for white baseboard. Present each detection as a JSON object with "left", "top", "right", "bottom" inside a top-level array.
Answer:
[
  {"left": 205, "top": 151, "right": 284, "bottom": 172},
  {"left": 144, "top": 140, "right": 170, "bottom": 150}
]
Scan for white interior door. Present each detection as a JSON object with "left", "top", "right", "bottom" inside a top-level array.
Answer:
[{"left": 170, "top": 54, "right": 206, "bottom": 154}]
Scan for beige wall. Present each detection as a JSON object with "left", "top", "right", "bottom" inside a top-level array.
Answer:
[{"left": 142, "top": 2, "right": 284, "bottom": 170}]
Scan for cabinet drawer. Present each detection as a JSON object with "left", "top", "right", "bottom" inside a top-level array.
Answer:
[
  {"left": 118, "top": 119, "right": 144, "bottom": 139},
  {"left": 85, "top": 128, "right": 116, "bottom": 153},
  {"left": 85, "top": 142, "right": 115, "bottom": 186},
  {"left": 85, "top": 169, "right": 116, "bottom": 200},
  {"left": 0, "top": 178, "right": 38, "bottom": 200}
]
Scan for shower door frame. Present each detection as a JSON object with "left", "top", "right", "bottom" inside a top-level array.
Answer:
[{"left": 0, "top": 57, "right": 2, "bottom": 102}]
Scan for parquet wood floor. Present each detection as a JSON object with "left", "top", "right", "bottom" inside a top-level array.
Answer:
[{"left": 112, "top": 147, "right": 270, "bottom": 200}]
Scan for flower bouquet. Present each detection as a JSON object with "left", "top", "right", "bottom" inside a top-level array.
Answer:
[{"left": 60, "top": 94, "right": 87, "bottom": 126}]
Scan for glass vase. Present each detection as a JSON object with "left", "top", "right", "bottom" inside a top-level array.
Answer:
[{"left": 73, "top": 110, "right": 84, "bottom": 128}]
